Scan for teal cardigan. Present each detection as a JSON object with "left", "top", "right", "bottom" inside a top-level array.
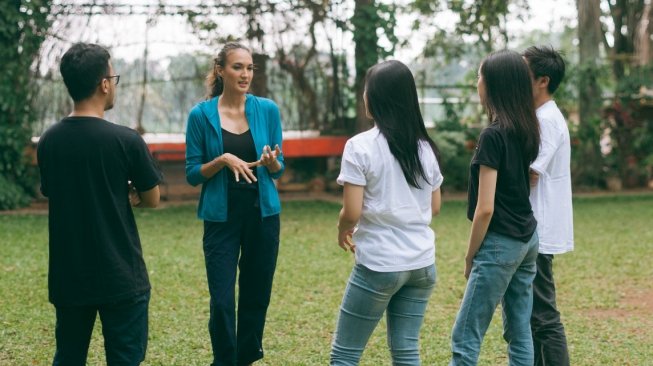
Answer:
[{"left": 185, "top": 94, "right": 285, "bottom": 222}]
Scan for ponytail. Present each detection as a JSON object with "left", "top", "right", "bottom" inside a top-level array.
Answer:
[
  {"left": 205, "top": 42, "right": 251, "bottom": 99},
  {"left": 205, "top": 63, "right": 224, "bottom": 99}
]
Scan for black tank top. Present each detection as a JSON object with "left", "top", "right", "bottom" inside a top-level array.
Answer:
[{"left": 222, "top": 128, "right": 258, "bottom": 190}]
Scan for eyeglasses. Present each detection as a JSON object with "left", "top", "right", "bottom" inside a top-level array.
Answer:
[{"left": 104, "top": 75, "right": 120, "bottom": 85}]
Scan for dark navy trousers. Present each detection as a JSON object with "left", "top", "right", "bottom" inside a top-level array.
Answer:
[
  {"left": 203, "top": 189, "right": 280, "bottom": 366},
  {"left": 531, "top": 254, "right": 570, "bottom": 366},
  {"left": 52, "top": 291, "right": 150, "bottom": 366}
]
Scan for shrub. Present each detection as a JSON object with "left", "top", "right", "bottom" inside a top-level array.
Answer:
[{"left": 0, "top": 175, "right": 31, "bottom": 210}]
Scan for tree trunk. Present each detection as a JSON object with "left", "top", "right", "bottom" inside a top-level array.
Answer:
[
  {"left": 353, "top": 0, "right": 377, "bottom": 132},
  {"left": 328, "top": 40, "right": 346, "bottom": 133},
  {"left": 577, "top": 0, "right": 603, "bottom": 125},
  {"left": 574, "top": 0, "right": 606, "bottom": 188},
  {"left": 136, "top": 18, "right": 150, "bottom": 135},
  {"left": 634, "top": 1, "right": 653, "bottom": 65},
  {"left": 251, "top": 53, "right": 268, "bottom": 97},
  {"left": 290, "top": 68, "right": 319, "bottom": 130}
]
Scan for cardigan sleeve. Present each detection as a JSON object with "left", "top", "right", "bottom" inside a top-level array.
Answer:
[
  {"left": 267, "top": 101, "right": 285, "bottom": 179},
  {"left": 185, "top": 106, "right": 208, "bottom": 186}
]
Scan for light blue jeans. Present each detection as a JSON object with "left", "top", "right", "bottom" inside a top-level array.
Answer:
[
  {"left": 330, "top": 263, "right": 436, "bottom": 366},
  {"left": 450, "top": 231, "right": 539, "bottom": 366}
]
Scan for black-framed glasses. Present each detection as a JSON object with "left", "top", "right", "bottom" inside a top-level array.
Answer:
[{"left": 104, "top": 75, "right": 120, "bottom": 85}]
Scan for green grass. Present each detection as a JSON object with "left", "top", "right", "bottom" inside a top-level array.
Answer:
[{"left": 1, "top": 194, "right": 652, "bottom": 365}]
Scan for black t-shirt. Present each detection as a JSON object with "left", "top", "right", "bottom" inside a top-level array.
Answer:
[
  {"left": 222, "top": 128, "right": 258, "bottom": 190},
  {"left": 467, "top": 124, "right": 537, "bottom": 242},
  {"left": 37, "top": 116, "right": 162, "bottom": 306}
]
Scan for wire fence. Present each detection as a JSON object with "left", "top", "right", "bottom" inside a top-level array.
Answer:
[
  {"left": 33, "top": 5, "right": 481, "bottom": 135},
  {"left": 33, "top": 65, "right": 480, "bottom": 136}
]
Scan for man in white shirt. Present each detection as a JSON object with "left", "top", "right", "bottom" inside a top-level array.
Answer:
[{"left": 523, "top": 45, "right": 574, "bottom": 366}]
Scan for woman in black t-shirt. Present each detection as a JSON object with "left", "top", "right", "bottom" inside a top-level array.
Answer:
[{"left": 449, "top": 50, "right": 541, "bottom": 366}]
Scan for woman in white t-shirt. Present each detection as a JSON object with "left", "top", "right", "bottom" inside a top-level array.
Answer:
[{"left": 330, "top": 60, "right": 443, "bottom": 366}]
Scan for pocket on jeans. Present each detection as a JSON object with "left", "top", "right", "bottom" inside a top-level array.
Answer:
[
  {"left": 422, "top": 264, "right": 437, "bottom": 286},
  {"left": 426, "top": 265, "right": 437, "bottom": 285},
  {"left": 486, "top": 232, "right": 528, "bottom": 267},
  {"left": 356, "top": 264, "right": 399, "bottom": 292}
]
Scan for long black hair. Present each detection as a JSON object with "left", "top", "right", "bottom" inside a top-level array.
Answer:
[
  {"left": 365, "top": 60, "right": 440, "bottom": 188},
  {"left": 479, "top": 50, "right": 540, "bottom": 162}
]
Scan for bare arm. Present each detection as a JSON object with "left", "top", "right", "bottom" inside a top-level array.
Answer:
[
  {"left": 529, "top": 168, "right": 540, "bottom": 187},
  {"left": 131, "top": 185, "right": 161, "bottom": 208},
  {"left": 464, "top": 165, "right": 497, "bottom": 278},
  {"left": 431, "top": 188, "right": 442, "bottom": 216},
  {"left": 337, "top": 183, "right": 364, "bottom": 253}
]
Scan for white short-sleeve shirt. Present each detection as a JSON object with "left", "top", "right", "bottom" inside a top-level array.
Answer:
[
  {"left": 337, "top": 127, "right": 443, "bottom": 272},
  {"left": 530, "top": 100, "right": 574, "bottom": 254}
]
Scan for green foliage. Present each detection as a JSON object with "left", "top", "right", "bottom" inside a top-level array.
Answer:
[
  {"left": 351, "top": 1, "right": 398, "bottom": 85},
  {"left": 351, "top": 3, "right": 377, "bottom": 87},
  {"left": 0, "top": 175, "right": 31, "bottom": 210},
  {"left": 449, "top": 0, "right": 513, "bottom": 52},
  {"left": 562, "top": 60, "right": 607, "bottom": 189},
  {"left": 570, "top": 117, "right": 605, "bottom": 189},
  {"left": 574, "top": 0, "right": 653, "bottom": 188},
  {"left": 429, "top": 99, "right": 480, "bottom": 192},
  {"left": 602, "top": 65, "right": 653, "bottom": 187},
  {"left": 409, "top": 0, "right": 442, "bottom": 14},
  {"left": 0, "top": 0, "right": 51, "bottom": 210},
  {"left": 182, "top": 1, "right": 275, "bottom": 46},
  {"left": 348, "top": 1, "right": 401, "bottom": 131},
  {"left": 416, "top": 0, "right": 529, "bottom": 59},
  {"left": 430, "top": 130, "right": 472, "bottom": 191}
]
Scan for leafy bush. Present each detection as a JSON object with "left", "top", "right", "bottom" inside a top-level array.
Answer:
[
  {"left": 0, "top": 1, "right": 51, "bottom": 210},
  {"left": 429, "top": 98, "right": 480, "bottom": 192},
  {"left": 569, "top": 117, "right": 605, "bottom": 190},
  {"left": 0, "top": 175, "right": 31, "bottom": 210},
  {"left": 430, "top": 130, "right": 475, "bottom": 192}
]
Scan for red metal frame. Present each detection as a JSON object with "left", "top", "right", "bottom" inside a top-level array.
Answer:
[{"left": 148, "top": 136, "right": 349, "bottom": 161}]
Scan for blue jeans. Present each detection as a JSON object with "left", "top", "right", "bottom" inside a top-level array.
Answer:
[
  {"left": 450, "top": 231, "right": 538, "bottom": 366},
  {"left": 52, "top": 291, "right": 150, "bottom": 366},
  {"left": 331, "top": 263, "right": 436, "bottom": 366}
]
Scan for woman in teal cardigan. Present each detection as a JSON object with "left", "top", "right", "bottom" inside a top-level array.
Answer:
[{"left": 185, "top": 42, "right": 284, "bottom": 366}]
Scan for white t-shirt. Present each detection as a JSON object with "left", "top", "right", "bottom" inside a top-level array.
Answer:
[
  {"left": 530, "top": 100, "right": 574, "bottom": 254},
  {"left": 337, "top": 126, "right": 443, "bottom": 272}
]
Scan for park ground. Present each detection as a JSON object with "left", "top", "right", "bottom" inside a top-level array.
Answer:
[{"left": 1, "top": 193, "right": 652, "bottom": 365}]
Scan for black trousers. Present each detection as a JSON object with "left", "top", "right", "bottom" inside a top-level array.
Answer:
[
  {"left": 531, "top": 254, "right": 570, "bottom": 366},
  {"left": 203, "top": 189, "right": 280, "bottom": 366},
  {"left": 52, "top": 291, "right": 150, "bottom": 366}
]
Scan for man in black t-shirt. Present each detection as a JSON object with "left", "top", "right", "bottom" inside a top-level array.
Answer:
[{"left": 37, "top": 43, "right": 161, "bottom": 366}]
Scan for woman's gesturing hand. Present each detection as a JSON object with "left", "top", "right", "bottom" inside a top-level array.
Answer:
[
  {"left": 259, "top": 145, "right": 282, "bottom": 171},
  {"left": 220, "top": 153, "right": 258, "bottom": 183}
]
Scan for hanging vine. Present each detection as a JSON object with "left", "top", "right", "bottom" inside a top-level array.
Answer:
[{"left": 0, "top": 0, "right": 52, "bottom": 209}]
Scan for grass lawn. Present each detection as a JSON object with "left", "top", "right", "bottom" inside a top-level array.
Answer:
[{"left": 1, "top": 194, "right": 652, "bottom": 365}]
